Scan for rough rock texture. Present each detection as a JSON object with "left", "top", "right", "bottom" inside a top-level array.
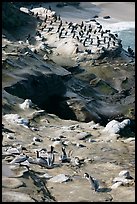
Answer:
[{"left": 2, "top": 2, "right": 135, "bottom": 202}]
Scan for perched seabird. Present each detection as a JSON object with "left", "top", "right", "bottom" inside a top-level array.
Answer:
[
  {"left": 84, "top": 173, "right": 99, "bottom": 192},
  {"left": 88, "top": 24, "right": 91, "bottom": 29},
  {"left": 35, "top": 12, "right": 38, "bottom": 17},
  {"left": 79, "top": 31, "right": 82, "bottom": 36},
  {"left": 107, "top": 41, "right": 110, "bottom": 48},
  {"left": 72, "top": 32, "right": 76, "bottom": 38},
  {"left": 10, "top": 153, "right": 29, "bottom": 164},
  {"left": 54, "top": 17, "right": 57, "bottom": 22},
  {"left": 90, "top": 39, "right": 93, "bottom": 45},
  {"left": 80, "top": 21, "right": 84, "bottom": 29},
  {"left": 59, "top": 31, "right": 62, "bottom": 38},
  {"left": 115, "top": 33, "right": 118, "bottom": 38},
  {"left": 46, "top": 146, "right": 55, "bottom": 166},
  {"left": 61, "top": 27, "right": 65, "bottom": 32},
  {"left": 36, "top": 31, "right": 41, "bottom": 37},
  {"left": 97, "top": 39, "right": 100, "bottom": 47},
  {"left": 56, "top": 26, "right": 61, "bottom": 33},
  {"left": 128, "top": 46, "right": 134, "bottom": 56},
  {"left": 68, "top": 22, "right": 73, "bottom": 28},
  {"left": 85, "top": 49, "right": 91, "bottom": 54},
  {"left": 113, "top": 41, "right": 115, "bottom": 46},
  {"left": 33, "top": 137, "right": 42, "bottom": 143},
  {"left": 28, "top": 10, "right": 34, "bottom": 16},
  {"left": 35, "top": 150, "right": 48, "bottom": 167},
  {"left": 94, "top": 29, "right": 97, "bottom": 34},
  {"left": 71, "top": 26, "right": 75, "bottom": 33},
  {"left": 86, "top": 30, "right": 90, "bottom": 35},
  {"left": 101, "top": 31, "right": 104, "bottom": 37},
  {"left": 103, "top": 36, "right": 106, "bottom": 43},
  {"left": 76, "top": 36, "right": 79, "bottom": 41},
  {"left": 59, "top": 146, "right": 70, "bottom": 162},
  {"left": 44, "top": 15, "right": 47, "bottom": 22},
  {"left": 84, "top": 25, "right": 86, "bottom": 32},
  {"left": 48, "top": 27, "right": 53, "bottom": 32},
  {"left": 74, "top": 156, "right": 84, "bottom": 167},
  {"left": 44, "top": 24, "right": 47, "bottom": 29},
  {"left": 89, "top": 28, "right": 92, "bottom": 32},
  {"left": 83, "top": 40, "right": 86, "bottom": 46}
]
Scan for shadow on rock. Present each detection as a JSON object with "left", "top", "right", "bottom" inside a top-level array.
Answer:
[{"left": 97, "top": 187, "right": 112, "bottom": 193}]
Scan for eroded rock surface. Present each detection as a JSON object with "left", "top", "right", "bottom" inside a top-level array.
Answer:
[{"left": 2, "top": 2, "right": 135, "bottom": 202}]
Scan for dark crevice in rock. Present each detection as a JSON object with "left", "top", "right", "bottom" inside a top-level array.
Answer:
[
  {"left": 45, "top": 95, "right": 77, "bottom": 121},
  {"left": 4, "top": 73, "right": 78, "bottom": 121}
]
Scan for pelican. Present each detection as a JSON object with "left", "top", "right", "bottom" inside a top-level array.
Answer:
[
  {"left": 35, "top": 150, "right": 48, "bottom": 167},
  {"left": 45, "top": 146, "right": 55, "bottom": 166},
  {"left": 59, "top": 147, "right": 70, "bottom": 163},
  {"left": 10, "top": 153, "right": 29, "bottom": 164}
]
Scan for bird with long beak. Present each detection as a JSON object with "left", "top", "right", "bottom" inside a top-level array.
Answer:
[
  {"left": 84, "top": 173, "right": 99, "bottom": 192},
  {"left": 45, "top": 146, "right": 55, "bottom": 166},
  {"left": 35, "top": 150, "right": 48, "bottom": 167},
  {"left": 59, "top": 147, "right": 71, "bottom": 163},
  {"left": 10, "top": 153, "right": 29, "bottom": 164}
]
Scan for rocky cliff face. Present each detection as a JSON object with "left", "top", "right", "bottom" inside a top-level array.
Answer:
[{"left": 2, "top": 3, "right": 135, "bottom": 202}]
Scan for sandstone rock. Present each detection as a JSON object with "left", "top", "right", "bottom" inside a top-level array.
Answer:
[
  {"left": 103, "top": 119, "right": 130, "bottom": 134},
  {"left": 3, "top": 114, "right": 30, "bottom": 128},
  {"left": 2, "top": 191, "right": 35, "bottom": 202},
  {"left": 2, "top": 177, "right": 24, "bottom": 188}
]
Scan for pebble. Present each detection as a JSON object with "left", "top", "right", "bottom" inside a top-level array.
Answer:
[
  {"left": 49, "top": 174, "right": 71, "bottom": 183},
  {"left": 76, "top": 132, "right": 91, "bottom": 140}
]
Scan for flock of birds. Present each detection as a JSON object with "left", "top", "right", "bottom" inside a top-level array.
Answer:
[
  {"left": 25, "top": 5, "right": 122, "bottom": 55},
  {"left": 3, "top": 141, "right": 100, "bottom": 192},
  {"left": 3, "top": 5, "right": 134, "bottom": 195}
]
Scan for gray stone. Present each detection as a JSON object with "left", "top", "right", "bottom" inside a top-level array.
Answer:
[
  {"left": 2, "top": 191, "right": 35, "bottom": 202},
  {"left": 104, "top": 119, "right": 130, "bottom": 134},
  {"left": 49, "top": 174, "right": 70, "bottom": 183}
]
